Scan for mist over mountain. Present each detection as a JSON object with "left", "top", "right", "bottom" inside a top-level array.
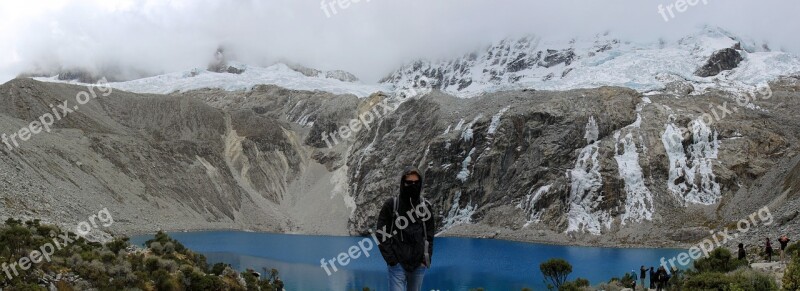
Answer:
[{"left": 2, "top": 0, "right": 800, "bottom": 84}]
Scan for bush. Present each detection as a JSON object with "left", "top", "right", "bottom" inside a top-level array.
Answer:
[
  {"left": 785, "top": 242, "right": 799, "bottom": 258},
  {"left": 0, "top": 220, "right": 271, "bottom": 290},
  {"left": 105, "top": 237, "right": 129, "bottom": 254},
  {"left": 784, "top": 253, "right": 800, "bottom": 290},
  {"left": 683, "top": 272, "right": 734, "bottom": 290},
  {"left": 596, "top": 281, "right": 625, "bottom": 291},
  {"left": 211, "top": 262, "right": 228, "bottom": 275},
  {"left": 557, "top": 281, "right": 583, "bottom": 291},
  {"left": 683, "top": 269, "right": 777, "bottom": 291},
  {"left": 540, "top": 258, "right": 573, "bottom": 290},
  {"left": 693, "top": 248, "right": 748, "bottom": 273},
  {"left": 558, "top": 278, "right": 590, "bottom": 291},
  {"left": 728, "top": 268, "right": 778, "bottom": 291},
  {"left": 573, "top": 277, "right": 589, "bottom": 287},
  {"left": 152, "top": 269, "right": 181, "bottom": 290},
  {"left": 619, "top": 272, "right": 636, "bottom": 288}
]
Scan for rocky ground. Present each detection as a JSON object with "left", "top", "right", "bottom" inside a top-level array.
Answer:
[{"left": 0, "top": 77, "right": 799, "bottom": 250}]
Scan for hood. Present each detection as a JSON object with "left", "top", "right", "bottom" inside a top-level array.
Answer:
[
  {"left": 399, "top": 166, "right": 424, "bottom": 188},
  {"left": 398, "top": 166, "right": 424, "bottom": 207}
]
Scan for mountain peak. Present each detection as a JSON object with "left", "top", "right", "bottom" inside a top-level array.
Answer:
[{"left": 380, "top": 28, "right": 800, "bottom": 98}]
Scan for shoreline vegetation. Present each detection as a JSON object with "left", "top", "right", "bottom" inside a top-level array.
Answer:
[
  {"left": 0, "top": 218, "right": 285, "bottom": 291},
  {"left": 3, "top": 218, "right": 798, "bottom": 290}
]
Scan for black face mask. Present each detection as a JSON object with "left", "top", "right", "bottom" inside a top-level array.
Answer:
[{"left": 400, "top": 180, "right": 422, "bottom": 199}]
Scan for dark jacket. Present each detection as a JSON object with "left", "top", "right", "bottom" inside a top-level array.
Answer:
[
  {"left": 779, "top": 237, "right": 790, "bottom": 250},
  {"left": 377, "top": 167, "right": 435, "bottom": 272}
]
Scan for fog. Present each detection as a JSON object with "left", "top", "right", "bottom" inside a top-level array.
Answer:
[{"left": 1, "top": 0, "right": 798, "bottom": 83}]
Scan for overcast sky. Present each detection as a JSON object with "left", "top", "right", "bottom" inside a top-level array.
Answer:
[{"left": 1, "top": 0, "right": 797, "bottom": 84}]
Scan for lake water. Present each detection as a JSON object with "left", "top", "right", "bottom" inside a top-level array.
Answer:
[{"left": 130, "top": 231, "right": 687, "bottom": 290}]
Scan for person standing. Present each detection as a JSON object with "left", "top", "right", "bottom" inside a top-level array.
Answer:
[
  {"left": 649, "top": 266, "right": 656, "bottom": 289},
  {"left": 779, "top": 234, "right": 791, "bottom": 263},
  {"left": 737, "top": 243, "right": 747, "bottom": 262},
  {"left": 377, "top": 167, "right": 435, "bottom": 291},
  {"left": 765, "top": 238, "right": 773, "bottom": 262},
  {"left": 639, "top": 265, "right": 647, "bottom": 290},
  {"left": 655, "top": 266, "right": 668, "bottom": 291}
]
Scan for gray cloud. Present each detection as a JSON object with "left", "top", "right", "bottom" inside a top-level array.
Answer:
[{"left": 0, "top": 0, "right": 797, "bottom": 84}]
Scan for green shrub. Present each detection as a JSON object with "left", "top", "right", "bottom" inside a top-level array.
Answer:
[
  {"left": 785, "top": 242, "right": 799, "bottom": 258},
  {"left": 0, "top": 220, "right": 277, "bottom": 290},
  {"left": 557, "top": 278, "right": 590, "bottom": 291},
  {"left": 211, "top": 262, "right": 228, "bottom": 275},
  {"left": 683, "top": 269, "right": 777, "bottom": 291},
  {"left": 727, "top": 268, "right": 778, "bottom": 291},
  {"left": 619, "top": 272, "right": 636, "bottom": 287},
  {"left": 573, "top": 277, "right": 589, "bottom": 287},
  {"left": 540, "top": 258, "right": 573, "bottom": 290},
  {"left": 557, "top": 281, "right": 583, "bottom": 291},
  {"left": 105, "top": 236, "right": 129, "bottom": 254},
  {"left": 693, "top": 248, "right": 748, "bottom": 273},
  {"left": 684, "top": 272, "right": 734, "bottom": 290},
  {"left": 784, "top": 253, "right": 800, "bottom": 290}
]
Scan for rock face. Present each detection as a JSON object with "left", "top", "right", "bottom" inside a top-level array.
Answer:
[
  {"left": 379, "top": 37, "right": 584, "bottom": 95},
  {"left": 286, "top": 63, "right": 360, "bottom": 82},
  {"left": 694, "top": 48, "right": 744, "bottom": 77},
  {"left": 208, "top": 48, "right": 246, "bottom": 74},
  {"left": 0, "top": 79, "right": 308, "bottom": 234},
  {"left": 2, "top": 76, "right": 800, "bottom": 247},
  {"left": 325, "top": 70, "right": 359, "bottom": 82}
]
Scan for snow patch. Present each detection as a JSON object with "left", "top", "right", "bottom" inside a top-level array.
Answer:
[
  {"left": 461, "top": 114, "right": 483, "bottom": 142},
  {"left": 661, "top": 119, "right": 721, "bottom": 205},
  {"left": 584, "top": 116, "right": 599, "bottom": 143},
  {"left": 487, "top": 106, "right": 510, "bottom": 135},
  {"left": 440, "top": 191, "right": 475, "bottom": 232},
  {"left": 566, "top": 140, "right": 610, "bottom": 235},
  {"left": 614, "top": 132, "right": 654, "bottom": 225},
  {"left": 519, "top": 184, "right": 552, "bottom": 227},
  {"left": 456, "top": 148, "right": 476, "bottom": 182}
]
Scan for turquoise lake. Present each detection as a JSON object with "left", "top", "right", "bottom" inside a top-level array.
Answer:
[{"left": 131, "top": 231, "right": 688, "bottom": 290}]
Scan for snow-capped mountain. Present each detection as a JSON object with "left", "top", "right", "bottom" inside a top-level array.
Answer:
[
  {"left": 34, "top": 63, "right": 388, "bottom": 97},
  {"left": 29, "top": 27, "right": 800, "bottom": 101},
  {"left": 381, "top": 27, "right": 800, "bottom": 98}
]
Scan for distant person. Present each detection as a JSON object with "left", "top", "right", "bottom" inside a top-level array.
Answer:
[
  {"left": 779, "top": 234, "right": 791, "bottom": 263},
  {"left": 640, "top": 265, "right": 647, "bottom": 289},
  {"left": 738, "top": 243, "right": 747, "bottom": 262},
  {"left": 649, "top": 266, "right": 656, "bottom": 289},
  {"left": 654, "top": 266, "right": 665, "bottom": 291},
  {"left": 377, "top": 167, "right": 435, "bottom": 291},
  {"left": 766, "top": 238, "right": 774, "bottom": 262}
]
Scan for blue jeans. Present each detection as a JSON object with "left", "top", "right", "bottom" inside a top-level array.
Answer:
[{"left": 388, "top": 264, "right": 426, "bottom": 291}]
